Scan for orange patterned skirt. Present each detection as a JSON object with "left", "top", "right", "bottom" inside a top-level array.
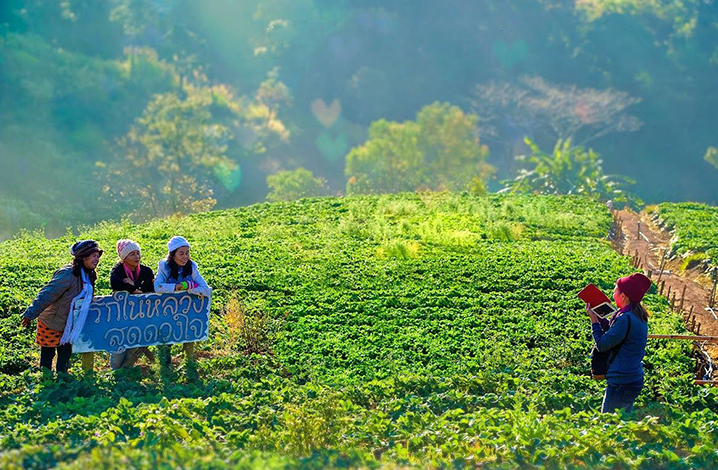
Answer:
[{"left": 36, "top": 320, "right": 63, "bottom": 347}]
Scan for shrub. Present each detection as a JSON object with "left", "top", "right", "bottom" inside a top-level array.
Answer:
[{"left": 266, "top": 168, "right": 326, "bottom": 202}]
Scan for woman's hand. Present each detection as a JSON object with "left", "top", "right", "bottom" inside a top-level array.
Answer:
[
  {"left": 21, "top": 317, "right": 32, "bottom": 328},
  {"left": 133, "top": 289, "right": 142, "bottom": 294},
  {"left": 123, "top": 278, "right": 135, "bottom": 286},
  {"left": 585, "top": 304, "right": 599, "bottom": 323}
]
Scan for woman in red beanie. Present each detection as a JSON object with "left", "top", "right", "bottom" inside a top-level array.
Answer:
[{"left": 587, "top": 273, "right": 651, "bottom": 413}]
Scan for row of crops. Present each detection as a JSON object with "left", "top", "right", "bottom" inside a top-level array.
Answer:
[
  {"left": 652, "top": 202, "right": 718, "bottom": 267},
  {"left": 1, "top": 193, "right": 717, "bottom": 468}
]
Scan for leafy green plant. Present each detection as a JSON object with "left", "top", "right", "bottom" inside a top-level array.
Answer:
[
  {"left": 502, "top": 137, "right": 643, "bottom": 209},
  {"left": 222, "top": 296, "right": 276, "bottom": 356}
]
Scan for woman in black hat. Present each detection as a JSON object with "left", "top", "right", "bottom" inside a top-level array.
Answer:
[{"left": 21, "top": 240, "right": 103, "bottom": 373}]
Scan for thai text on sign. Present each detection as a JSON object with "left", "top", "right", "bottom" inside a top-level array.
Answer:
[{"left": 72, "top": 291, "right": 211, "bottom": 354}]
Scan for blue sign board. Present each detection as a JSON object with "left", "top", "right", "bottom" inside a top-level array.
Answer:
[{"left": 72, "top": 291, "right": 211, "bottom": 354}]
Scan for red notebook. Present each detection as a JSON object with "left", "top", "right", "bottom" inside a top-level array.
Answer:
[{"left": 578, "top": 284, "right": 617, "bottom": 318}]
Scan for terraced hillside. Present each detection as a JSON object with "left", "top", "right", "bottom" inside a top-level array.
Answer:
[{"left": 0, "top": 193, "right": 716, "bottom": 469}]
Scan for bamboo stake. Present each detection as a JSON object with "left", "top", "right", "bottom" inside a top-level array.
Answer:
[
  {"left": 694, "top": 380, "right": 718, "bottom": 386},
  {"left": 679, "top": 285, "right": 687, "bottom": 312},
  {"left": 648, "top": 334, "right": 718, "bottom": 341},
  {"left": 696, "top": 323, "right": 701, "bottom": 335},
  {"left": 667, "top": 284, "right": 672, "bottom": 299},
  {"left": 656, "top": 250, "right": 667, "bottom": 284},
  {"left": 660, "top": 281, "right": 665, "bottom": 295},
  {"left": 671, "top": 292, "right": 676, "bottom": 311}
]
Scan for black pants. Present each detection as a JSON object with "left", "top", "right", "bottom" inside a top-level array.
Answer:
[{"left": 40, "top": 344, "right": 72, "bottom": 373}]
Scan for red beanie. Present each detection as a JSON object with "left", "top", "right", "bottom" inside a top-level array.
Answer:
[{"left": 616, "top": 273, "right": 652, "bottom": 303}]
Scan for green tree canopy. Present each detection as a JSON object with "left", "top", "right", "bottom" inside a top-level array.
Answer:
[
  {"left": 103, "top": 86, "right": 246, "bottom": 218},
  {"left": 266, "top": 167, "right": 326, "bottom": 202},
  {"left": 345, "top": 102, "right": 493, "bottom": 195}
]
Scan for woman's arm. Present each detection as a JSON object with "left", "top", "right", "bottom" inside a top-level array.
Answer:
[
  {"left": 23, "top": 268, "right": 74, "bottom": 320},
  {"left": 154, "top": 261, "right": 177, "bottom": 294},
  {"left": 592, "top": 314, "right": 629, "bottom": 352},
  {"left": 188, "top": 262, "right": 212, "bottom": 297},
  {"left": 110, "top": 264, "right": 137, "bottom": 293}
]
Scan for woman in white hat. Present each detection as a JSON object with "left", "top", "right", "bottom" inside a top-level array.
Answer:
[
  {"left": 109, "top": 239, "right": 156, "bottom": 369},
  {"left": 154, "top": 236, "right": 211, "bottom": 369}
]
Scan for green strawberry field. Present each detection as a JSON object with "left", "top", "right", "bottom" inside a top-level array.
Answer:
[
  {"left": 0, "top": 193, "right": 717, "bottom": 468},
  {"left": 652, "top": 202, "right": 718, "bottom": 267}
]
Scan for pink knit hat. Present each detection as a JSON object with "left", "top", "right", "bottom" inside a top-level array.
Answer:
[
  {"left": 616, "top": 273, "right": 652, "bottom": 303},
  {"left": 116, "top": 239, "right": 141, "bottom": 261}
]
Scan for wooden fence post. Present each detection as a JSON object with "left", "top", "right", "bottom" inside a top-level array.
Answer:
[{"left": 679, "top": 285, "right": 687, "bottom": 313}]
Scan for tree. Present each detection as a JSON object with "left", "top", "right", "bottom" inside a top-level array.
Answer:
[
  {"left": 471, "top": 76, "right": 642, "bottom": 148},
  {"left": 266, "top": 167, "right": 326, "bottom": 202},
  {"left": 102, "top": 86, "right": 239, "bottom": 218},
  {"left": 345, "top": 102, "right": 493, "bottom": 195},
  {"left": 502, "top": 138, "right": 641, "bottom": 207}
]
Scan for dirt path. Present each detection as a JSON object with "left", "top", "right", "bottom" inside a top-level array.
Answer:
[{"left": 612, "top": 209, "right": 718, "bottom": 363}]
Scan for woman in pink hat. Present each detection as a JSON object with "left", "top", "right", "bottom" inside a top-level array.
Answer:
[
  {"left": 109, "top": 239, "right": 155, "bottom": 369},
  {"left": 587, "top": 273, "right": 651, "bottom": 413}
]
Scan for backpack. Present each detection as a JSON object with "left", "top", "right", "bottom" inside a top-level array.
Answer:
[{"left": 591, "top": 314, "right": 632, "bottom": 381}]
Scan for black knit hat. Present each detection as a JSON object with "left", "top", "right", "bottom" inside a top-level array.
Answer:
[{"left": 70, "top": 240, "right": 103, "bottom": 259}]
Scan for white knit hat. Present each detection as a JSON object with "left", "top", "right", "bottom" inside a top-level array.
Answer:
[
  {"left": 116, "top": 239, "right": 141, "bottom": 261},
  {"left": 168, "top": 236, "right": 190, "bottom": 253}
]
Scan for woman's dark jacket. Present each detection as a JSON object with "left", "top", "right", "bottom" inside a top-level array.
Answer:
[
  {"left": 592, "top": 309, "right": 648, "bottom": 384},
  {"left": 110, "top": 263, "right": 155, "bottom": 293}
]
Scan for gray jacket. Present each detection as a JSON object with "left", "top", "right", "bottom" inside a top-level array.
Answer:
[{"left": 23, "top": 265, "right": 83, "bottom": 331}]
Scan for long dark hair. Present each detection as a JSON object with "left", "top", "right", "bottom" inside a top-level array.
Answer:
[
  {"left": 631, "top": 302, "right": 649, "bottom": 322},
  {"left": 71, "top": 257, "right": 97, "bottom": 287},
  {"left": 167, "top": 250, "right": 193, "bottom": 280}
]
